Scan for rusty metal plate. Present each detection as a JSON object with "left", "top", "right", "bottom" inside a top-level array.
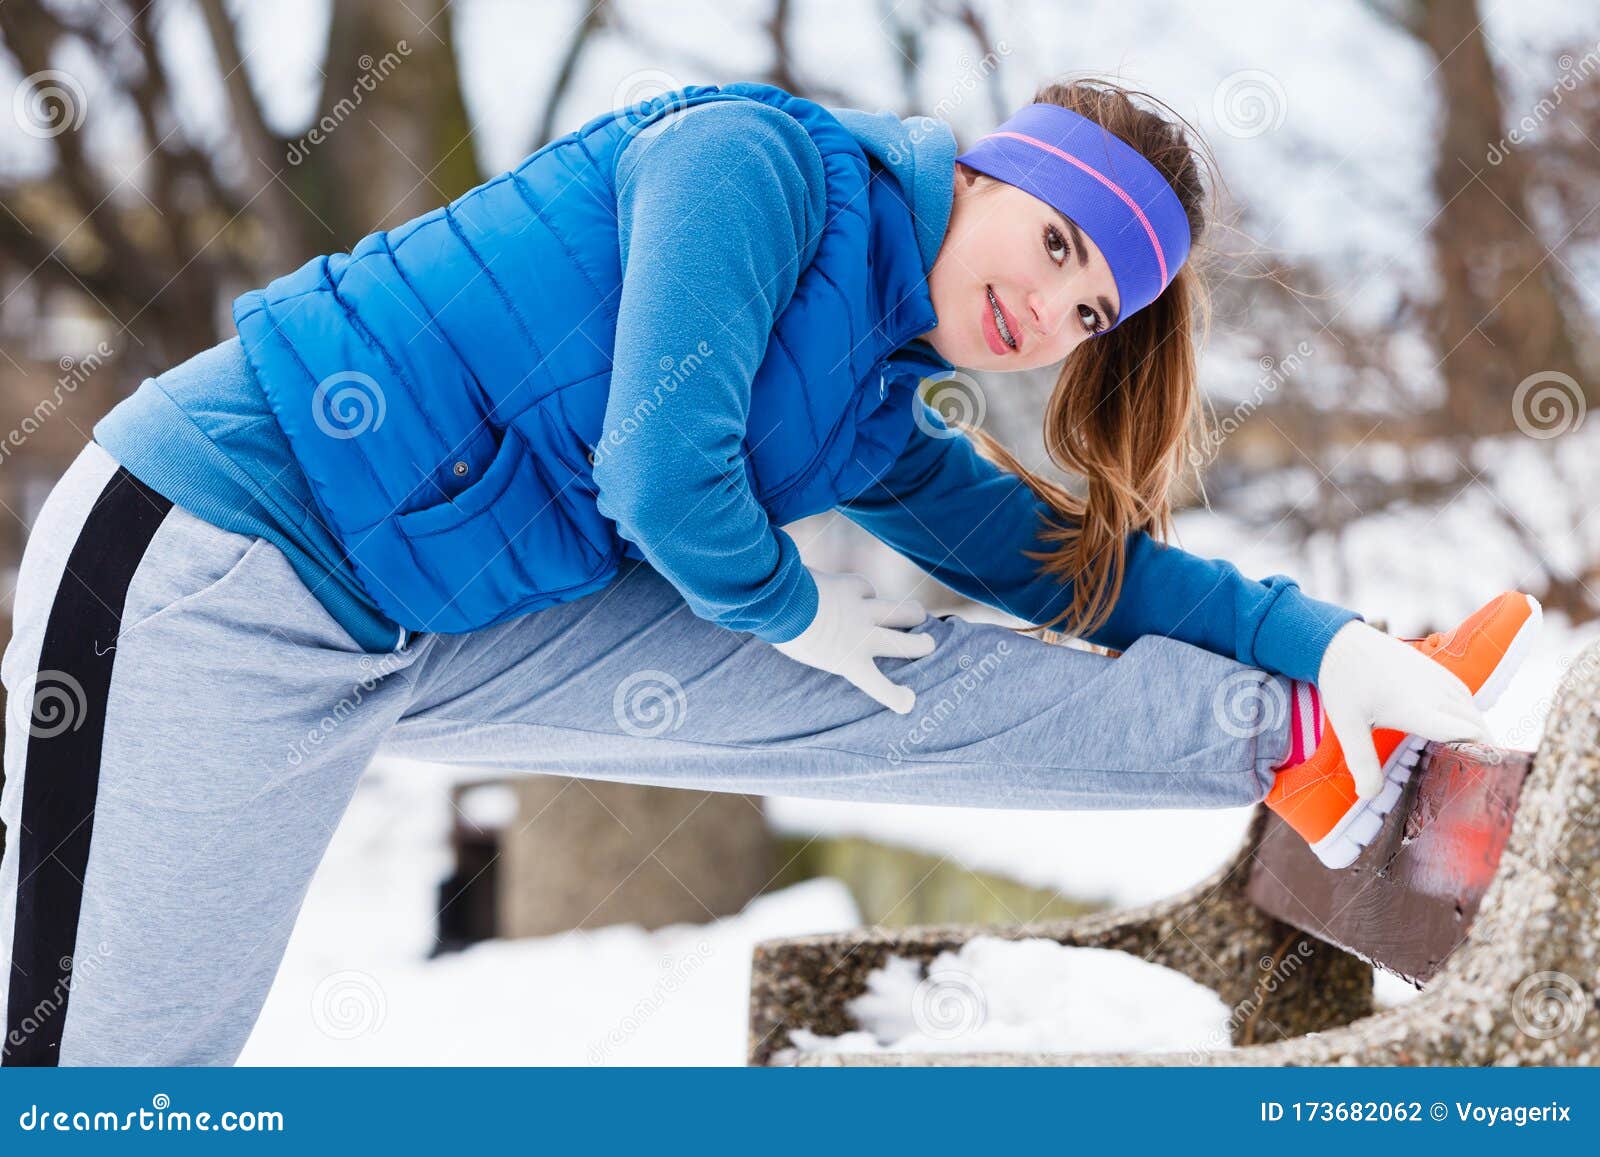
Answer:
[{"left": 1246, "top": 742, "right": 1532, "bottom": 986}]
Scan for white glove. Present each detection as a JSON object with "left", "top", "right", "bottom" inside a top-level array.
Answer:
[
  {"left": 771, "top": 568, "right": 936, "bottom": 714},
  {"left": 1316, "top": 619, "right": 1493, "bottom": 801}
]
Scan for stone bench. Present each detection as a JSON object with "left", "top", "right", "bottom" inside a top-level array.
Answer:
[{"left": 748, "top": 639, "right": 1600, "bottom": 1066}]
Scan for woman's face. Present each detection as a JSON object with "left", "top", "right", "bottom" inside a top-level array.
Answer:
[{"left": 922, "top": 167, "right": 1121, "bottom": 372}]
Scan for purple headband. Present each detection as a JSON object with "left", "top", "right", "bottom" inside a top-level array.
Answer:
[{"left": 956, "top": 103, "right": 1191, "bottom": 333}]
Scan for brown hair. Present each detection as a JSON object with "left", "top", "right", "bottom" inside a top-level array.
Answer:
[{"left": 961, "top": 78, "right": 1216, "bottom": 643}]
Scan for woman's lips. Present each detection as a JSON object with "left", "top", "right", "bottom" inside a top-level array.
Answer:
[{"left": 982, "top": 285, "right": 1022, "bottom": 356}]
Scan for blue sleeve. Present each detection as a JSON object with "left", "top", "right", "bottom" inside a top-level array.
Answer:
[
  {"left": 837, "top": 401, "right": 1363, "bottom": 683},
  {"left": 591, "top": 101, "right": 827, "bottom": 643}
]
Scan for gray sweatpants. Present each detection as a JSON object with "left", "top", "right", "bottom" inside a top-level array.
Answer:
[{"left": 0, "top": 441, "right": 1292, "bottom": 1065}]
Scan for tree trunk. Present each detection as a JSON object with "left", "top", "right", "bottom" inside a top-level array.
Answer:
[{"left": 1418, "top": 0, "right": 1591, "bottom": 436}]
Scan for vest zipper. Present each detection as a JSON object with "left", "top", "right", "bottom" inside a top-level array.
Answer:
[{"left": 758, "top": 317, "right": 937, "bottom": 512}]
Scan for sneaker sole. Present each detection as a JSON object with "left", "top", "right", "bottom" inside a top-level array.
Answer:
[{"left": 1307, "top": 594, "right": 1542, "bottom": 869}]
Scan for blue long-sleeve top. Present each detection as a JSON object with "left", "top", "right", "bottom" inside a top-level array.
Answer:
[
  {"left": 591, "top": 100, "right": 1360, "bottom": 682},
  {"left": 95, "top": 98, "right": 1360, "bottom": 683}
]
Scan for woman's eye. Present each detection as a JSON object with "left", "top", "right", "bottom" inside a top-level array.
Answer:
[
  {"left": 1044, "top": 225, "right": 1068, "bottom": 265},
  {"left": 1047, "top": 224, "right": 1103, "bottom": 334}
]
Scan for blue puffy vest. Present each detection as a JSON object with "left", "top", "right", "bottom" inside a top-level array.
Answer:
[{"left": 233, "top": 83, "right": 943, "bottom": 634}]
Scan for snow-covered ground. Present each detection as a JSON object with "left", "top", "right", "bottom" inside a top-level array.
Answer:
[
  {"left": 239, "top": 759, "right": 861, "bottom": 1065},
  {"left": 777, "top": 937, "right": 1235, "bottom": 1061}
]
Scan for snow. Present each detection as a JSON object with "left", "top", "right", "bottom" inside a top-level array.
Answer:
[
  {"left": 455, "top": 781, "right": 518, "bottom": 830},
  {"left": 53, "top": 0, "right": 1587, "bottom": 1061},
  {"left": 768, "top": 795, "right": 1255, "bottom": 910},
  {"left": 238, "top": 760, "right": 860, "bottom": 1065},
  {"left": 777, "top": 937, "right": 1235, "bottom": 1061}
]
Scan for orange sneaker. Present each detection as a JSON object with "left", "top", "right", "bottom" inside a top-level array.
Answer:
[{"left": 1265, "top": 591, "right": 1542, "bottom": 869}]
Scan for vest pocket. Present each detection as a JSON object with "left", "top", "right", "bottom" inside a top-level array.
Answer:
[{"left": 394, "top": 427, "right": 611, "bottom": 620}]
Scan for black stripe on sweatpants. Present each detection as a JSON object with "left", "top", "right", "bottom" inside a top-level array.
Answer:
[{"left": 4, "top": 466, "right": 172, "bottom": 1066}]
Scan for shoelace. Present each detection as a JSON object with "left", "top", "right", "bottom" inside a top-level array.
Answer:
[{"left": 1400, "top": 630, "right": 1448, "bottom": 649}]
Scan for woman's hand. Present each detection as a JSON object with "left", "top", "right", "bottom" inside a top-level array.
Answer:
[
  {"left": 771, "top": 568, "right": 936, "bottom": 714},
  {"left": 1317, "top": 619, "right": 1493, "bottom": 800}
]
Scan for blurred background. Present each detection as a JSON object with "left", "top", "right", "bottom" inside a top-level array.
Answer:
[{"left": 0, "top": 0, "right": 1595, "bottom": 1063}]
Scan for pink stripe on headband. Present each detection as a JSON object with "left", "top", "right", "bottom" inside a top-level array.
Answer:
[{"left": 986, "top": 130, "right": 1169, "bottom": 290}]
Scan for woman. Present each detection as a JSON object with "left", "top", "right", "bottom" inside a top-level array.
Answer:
[{"left": 0, "top": 79, "right": 1539, "bottom": 1066}]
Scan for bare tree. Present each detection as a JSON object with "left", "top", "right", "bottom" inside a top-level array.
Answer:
[
  {"left": 1368, "top": 0, "right": 1595, "bottom": 436},
  {"left": 0, "top": 0, "right": 482, "bottom": 374}
]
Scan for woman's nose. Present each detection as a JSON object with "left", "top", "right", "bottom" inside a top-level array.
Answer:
[{"left": 1027, "top": 289, "right": 1065, "bottom": 339}]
